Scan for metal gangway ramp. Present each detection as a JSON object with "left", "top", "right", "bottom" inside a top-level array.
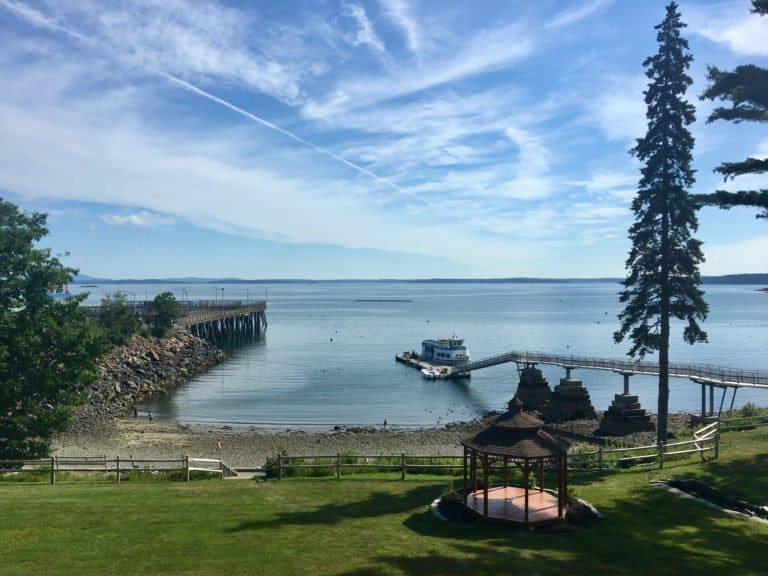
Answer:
[{"left": 453, "top": 350, "right": 768, "bottom": 389}]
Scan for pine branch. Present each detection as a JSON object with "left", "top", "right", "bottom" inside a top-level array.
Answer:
[
  {"left": 701, "top": 65, "right": 768, "bottom": 123},
  {"left": 714, "top": 158, "right": 768, "bottom": 179},
  {"left": 692, "top": 190, "right": 768, "bottom": 219}
]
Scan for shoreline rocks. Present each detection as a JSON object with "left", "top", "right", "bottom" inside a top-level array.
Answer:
[{"left": 68, "top": 331, "right": 225, "bottom": 434}]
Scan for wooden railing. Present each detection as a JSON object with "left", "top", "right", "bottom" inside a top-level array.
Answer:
[
  {"left": 272, "top": 422, "right": 720, "bottom": 478},
  {"left": 274, "top": 454, "right": 463, "bottom": 480},
  {"left": 0, "top": 455, "right": 234, "bottom": 483},
  {"left": 719, "top": 415, "right": 768, "bottom": 432},
  {"left": 177, "top": 302, "right": 266, "bottom": 328},
  {"left": 455, "top": 350, "right": 768, "bottom": 388}
]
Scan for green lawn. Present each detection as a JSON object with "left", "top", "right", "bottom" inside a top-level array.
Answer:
[{"left": 2, "top": 428, "right": 767, "bottom": 576}]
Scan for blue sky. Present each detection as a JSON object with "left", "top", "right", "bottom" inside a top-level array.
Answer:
[{"left": 0, "top": 0, "right": 766, "bottom": 279}]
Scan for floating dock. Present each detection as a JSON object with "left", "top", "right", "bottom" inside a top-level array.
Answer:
[{"left": 395, "top": 352, "right": 470, "bottom": 379}]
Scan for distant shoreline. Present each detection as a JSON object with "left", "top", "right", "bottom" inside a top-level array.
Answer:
[{"left": 74, "top": 273, "right": 768, "bottom": 285}]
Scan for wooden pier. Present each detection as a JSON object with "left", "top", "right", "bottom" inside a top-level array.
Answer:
[
  {"left": 87, "top": 299, "right": 267, "bottom": 341},
  {"left": 179, "top": 300, "right": 267, "bottom": 341}
]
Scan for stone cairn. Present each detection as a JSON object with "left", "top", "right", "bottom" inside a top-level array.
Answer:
[
  {"left": 514, "top": 364, "right": 551, "bottom": 410},
  {"left": 541, "top": 367, "right": 597, "bottom": 422},
  {"left": 598, "top": 373, "right": 654, "bottom": 436}
]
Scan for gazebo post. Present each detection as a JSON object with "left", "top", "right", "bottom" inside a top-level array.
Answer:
[
  {"left": 463, "top": 446, "right": 468, "bottom": 504},
  {"left": 563, "top": 454, "right": 569, "bottom": 517},
  {"left": 557, "top": 456, "right": 564, "bottom": 517},
  {"left": 523, "top": 459, "right": 530, "bottom": 524},
  {"left": 503, "top": 456, "right": 508, "bottom": 488},
  {"left": 482, "top": 453, "right": 489, "bottom": 519},
  {"left": 538, "top": 460, "right": 544, "bottom": 493},
  {"left": 471, "top": 451, "right": 477, "bottom": 492}
]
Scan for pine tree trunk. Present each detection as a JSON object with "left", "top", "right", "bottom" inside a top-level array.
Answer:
[
  {"left": 658, "top": 192, "right": 671, "bottom": 446},
  {"left": 658, "top": 315, "right": 670, "bottom": 445}
]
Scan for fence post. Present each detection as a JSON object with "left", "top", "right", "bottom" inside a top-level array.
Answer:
[
  {"left": 715, "top": 427, "right": 720, "bottom": 460},
  {"left": 277, "top": 454, "right": 282, "bottom": 480},
  {"left": 185, "top": 455, "right": 190, "bottom": 482},
  {"left": 401, "top": 453, "right": 406, "bottom": 481},
  {"left": 336, "top": 453, "right": 341, "bottom": 479},
  {"left": 50, "top": 456, "right": 55, "bottom": 485},
  {"left": 598, "top": 447, "right": 603, "bottom": 472},
  {"left": 116, "top": 456, "right": 121, "bottom": 484},
  {"left": 658, "top": 442, "right": 664, "bottom": 469}
]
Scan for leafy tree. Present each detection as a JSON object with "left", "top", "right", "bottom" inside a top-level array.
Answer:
[
  {"left": 694, "top": 1, "right": 768, "bottom": 218},
  {"left": 0, "top": 198, "right": 108, "bottom": 459},
  {"left": 99, "top": 293, "right": 142, "bottom": 344},
  {"left": 614, "top": 3, "right": 708, "bottom": 445},
  {"left": 151, "top": 291, "right": 179, "bottom": 337}
]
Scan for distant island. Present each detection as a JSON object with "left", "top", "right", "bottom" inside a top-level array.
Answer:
[{"left": 73, "top": 273, "right": 768, "bottom": 285}]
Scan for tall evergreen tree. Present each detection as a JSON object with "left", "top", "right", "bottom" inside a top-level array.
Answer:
[
  {"left": 614, "top": 3, "right": 708, "bottom": 445},
  {"left": 695, "top": 0, "right": 768, "bottom": 218}
]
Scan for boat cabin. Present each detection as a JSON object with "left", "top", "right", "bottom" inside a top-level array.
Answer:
[{"left": 421, "top": 337, "right": 470, "bottom": 365}]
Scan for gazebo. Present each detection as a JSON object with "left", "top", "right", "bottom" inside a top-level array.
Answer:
[{"left": 461, "top": 396, "right": 570, "bottom": 525}]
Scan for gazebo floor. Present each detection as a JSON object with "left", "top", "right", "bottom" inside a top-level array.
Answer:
[{"left": 465, "top": 486, "right": 563, "bottom": 525}]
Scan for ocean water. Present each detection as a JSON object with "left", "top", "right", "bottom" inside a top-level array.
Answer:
[{"left": 73, "top": 281, "right": 768, "bottom": 428}]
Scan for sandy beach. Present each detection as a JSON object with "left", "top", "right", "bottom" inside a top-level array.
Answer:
[{"left": 52, "top": 418, "right": 487, "bottom": 468}]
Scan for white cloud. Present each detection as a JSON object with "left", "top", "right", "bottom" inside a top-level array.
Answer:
[
  {"left": 572, "top": 169, "right": 636, "bottom": 193},
  {"left": 570, "top": 169, "right": 638, "bottom": 201},
  {"left": 686, "top": 1, "right": 768, "bottom": 57},
  {"left": 302, "top": 22, "right": 536, "bottom": 118},
  {"left": 0, "top": 74, "right": 523, "bottom": 271},
  {"left": 585, "top": 74, "right": 647, "bottom": 143},
  {"left": 5, "top": 0, "right": 314, "bottom": 105},
  {"left": 702, "top": 235, "right": 768, "bottom": 275},
  {"left": 378, "top": 0, "right": 421, "bottom": 54},
  {"left": 341, "top": 3, "right": 387, "bottom": 56},
  {"left": 100, "top": 211, "right": 176, "bottom": 227},
  {"left": 546, "top": 0, "right": 611, "bottom": 30}
]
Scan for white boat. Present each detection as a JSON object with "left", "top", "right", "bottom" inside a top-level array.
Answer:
[
  {"left": 421, "top": 367, "right": 440, "bottom": 379},
  {"left": 420, "top": 335, "right": 470, "bottom": 366}
]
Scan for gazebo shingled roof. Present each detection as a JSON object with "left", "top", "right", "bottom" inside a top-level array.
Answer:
[{"left": 461, "top": 396, "right": 570, "bottom": 459}]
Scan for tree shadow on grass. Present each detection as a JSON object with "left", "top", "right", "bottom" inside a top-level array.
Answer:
[
  {"left": 680, "top": 453, "right": 768, "bottom": 505},
  {"left": 341, "top": 483, "right": 768, "bottom": 576},
  {"left": 225, "top": 484, "right": 441, "bottom": 532}
]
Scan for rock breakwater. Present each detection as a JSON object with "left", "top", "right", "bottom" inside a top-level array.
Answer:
[{"left": 69, "top": 332, "right": 225, "bottom": 433}]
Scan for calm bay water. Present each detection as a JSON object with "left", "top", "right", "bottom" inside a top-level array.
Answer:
[{"left": 74, "top": 282, "right": 768, "bottom": 428}]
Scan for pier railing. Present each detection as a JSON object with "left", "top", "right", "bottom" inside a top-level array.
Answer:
[
  {"left": 177, "top": 301, "right": 266, "bottom": 328},
  {"left": 455, "top": 350, "right": 768, "bottom": 388}
]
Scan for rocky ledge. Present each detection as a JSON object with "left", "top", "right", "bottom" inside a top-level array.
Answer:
[{"left": 68, "top": 332, "right": 225, "bottom": 434}]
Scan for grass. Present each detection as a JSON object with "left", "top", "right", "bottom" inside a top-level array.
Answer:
[{"left": 1, "top": 428, "right": 767, "bottom": 576}]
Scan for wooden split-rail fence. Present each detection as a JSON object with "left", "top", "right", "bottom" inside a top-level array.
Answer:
[
  {"left": 4, "top": 417, "right": 767, "bottom": 484},
  {"left": 0, "top": 455, "right": 237, "bottom": 484},
  {"left": 272, "top": 420, "right": 735, "bottom": 479}
]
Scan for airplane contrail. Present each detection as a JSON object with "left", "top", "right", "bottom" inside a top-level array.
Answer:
[
  {"left": 0, "top": 0, "right": 408, "bottom": 195},
  {"left": 159, "top": 73, "right": 407, "bottom": 194}
]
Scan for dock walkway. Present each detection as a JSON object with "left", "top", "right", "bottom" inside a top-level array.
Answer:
[
  {"left": 455, "top": 350, "right": 768, "bottom": 388},
  {"left": 398, "top": 349, "right": 768, "bottom": 389}
]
